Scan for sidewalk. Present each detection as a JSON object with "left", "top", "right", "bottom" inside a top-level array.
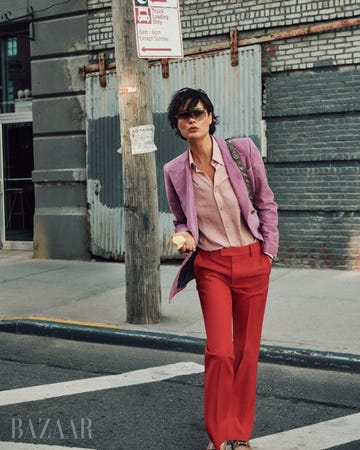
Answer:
[{"left": 0, "top": 249, "right": 359, "bottom": 371}]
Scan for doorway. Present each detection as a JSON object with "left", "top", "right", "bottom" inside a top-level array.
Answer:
[
  {"left": 0, "top": 23, "right": 33, "bottom": 249},
  {"left": 0, "top": 114, "right": 34, "bottom": 248}
]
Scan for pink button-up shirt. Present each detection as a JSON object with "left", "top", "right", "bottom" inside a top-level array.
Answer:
[{"left": 189, "top": 138, "right": 256, "bottom": 251}]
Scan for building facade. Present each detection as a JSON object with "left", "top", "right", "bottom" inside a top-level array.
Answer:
[
  {"left": 0, "top": 0, "right": 359, "bottom": 269},
  {"left": 0, "top": 0, "right": 89, "bottom": 258}
]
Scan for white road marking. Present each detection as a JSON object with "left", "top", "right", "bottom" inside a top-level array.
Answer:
[
  {"left": 1, "top": 362, "right": 359, "bottom": 449},
  {"left": 0, "top": 444, "right": 93, "bottom": 450},
  {"left": 0, "top": 361, "right": 204, "bottom": 407},
  {"left": 251, "top": 412, "right": 360, "bottom": 449}
]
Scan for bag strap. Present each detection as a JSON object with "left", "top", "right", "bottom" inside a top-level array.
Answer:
[{"left": 225, "top": 138, "right": 254, "bottom": 203}]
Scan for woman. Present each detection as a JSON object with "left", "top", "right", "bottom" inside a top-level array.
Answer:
[{"left": 163, "top": 88, "right": 279, "bottom": 450}]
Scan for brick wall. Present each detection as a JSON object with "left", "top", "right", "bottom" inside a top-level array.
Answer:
[
  {"left": 264, "top": 67, "right": 360, "bottom": 117},
  {"left": 263, "top": 27, "right": 360, "bottom": 72},
  {"left": 88, "top": 0, "right": 111, "bottom": 8},
  {"left": 274, "top": 213, "right": 359, "bottom": 269},
  {"left": 180, "top": 0, "right": 357, "bottom": 37},
  {"left": 264, "top": 66, "right": 360, "bottom": 269},
  {"left": 264, "top": 114, "right": 360, "bottom": 162},
  {"left": 88, "top": 0, "right": 113, "bottom": 54}
]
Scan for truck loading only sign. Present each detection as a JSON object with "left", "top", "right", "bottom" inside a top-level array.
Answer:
[{"left": 133, "top": 0, "right": 183, "bottom": 58}]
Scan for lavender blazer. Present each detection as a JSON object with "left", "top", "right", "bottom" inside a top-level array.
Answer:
[{"left": 163, "top": 136, "right": 279, "bottom": 301}]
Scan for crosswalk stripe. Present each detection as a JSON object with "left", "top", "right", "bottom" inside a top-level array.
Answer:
[
  {"left": 0, "top": 444, "right": 94, "bottom": 450},
  {"left": 1, "top": 362, "right": 358, "bottom": 449},
  {"left": 0, "top": 361, "right": 204, "bottom": 407},
  {"left": 251, "top": 412, "right": 360, "bottom": 449}
]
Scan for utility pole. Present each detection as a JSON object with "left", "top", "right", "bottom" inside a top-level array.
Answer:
[{"left": 111, "top": 0, "right": 161, "bottom": 324}]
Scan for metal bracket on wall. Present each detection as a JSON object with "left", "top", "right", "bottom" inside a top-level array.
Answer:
[
  {"left": 98, "top": 53, "right": 107, "bottom": 87},
  {"left": 230, "top": 28, "right": 238, "bottom": 66},
  {"left": 161, "top": 59, "right": 169, "bottom": 78},
  {"left": 79, "top": 54, "right": 116, "bottom": 85}
]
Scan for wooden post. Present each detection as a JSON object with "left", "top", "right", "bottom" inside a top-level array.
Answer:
[{"left": 111, "top": 0, "right": 161, "bottom": 324}]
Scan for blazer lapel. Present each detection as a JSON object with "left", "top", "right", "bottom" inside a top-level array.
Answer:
[
  {"left": 183, "top": 155, "right": 199, "bottom": 243},
  {"left": 216, "top": 137, "right": 252, "bottom": 219},
  {"left": 170, "top": 151, "right": 199, "bottom": 244}
]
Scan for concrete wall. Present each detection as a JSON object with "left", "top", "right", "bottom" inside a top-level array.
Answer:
[{"left": 29, "top": 0, "right": 90, "bottom": 259}]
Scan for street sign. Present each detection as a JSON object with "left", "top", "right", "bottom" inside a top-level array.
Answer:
[{"left": 133, "top": 0, "right": 183, "bottom": 59}]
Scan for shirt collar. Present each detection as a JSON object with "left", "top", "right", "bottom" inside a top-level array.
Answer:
[
  {"left": 212, "top": 138, "right": 224, "bottom": 165},
  {"left": 188, "top": 136, "right": 224, "bottom": 168}
]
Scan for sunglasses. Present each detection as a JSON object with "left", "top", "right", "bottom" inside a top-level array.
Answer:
[{"left": 176, "top": 108, "right": 207, "bottom": 121}]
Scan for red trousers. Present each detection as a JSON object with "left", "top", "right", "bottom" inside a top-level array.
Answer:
[{"left": 194, "top": 242, "right": 271, "bottom": 450}]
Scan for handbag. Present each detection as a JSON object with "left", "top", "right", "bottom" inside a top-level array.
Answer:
[{"left": 225, "top": 138, "right": 254, "bottom": 203}]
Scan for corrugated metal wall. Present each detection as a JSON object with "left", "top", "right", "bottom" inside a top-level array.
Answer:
[
  {"left": 152, "top": 46, "right": 262, "bottom": 144},
  {"left": 86, "top": 73, "right": 124, "bottom": 259},
  {"left": 86, "top": 45, "right": 261, "bottom": 259}
]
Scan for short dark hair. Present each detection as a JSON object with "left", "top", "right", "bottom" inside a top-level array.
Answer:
[{"left": 167, "top": 88, "right": 219, "bottom": 139}]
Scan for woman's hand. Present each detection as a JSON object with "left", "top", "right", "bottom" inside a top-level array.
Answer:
[
  {"left": 171, "top": 232, "right": 196, "bottom": 253},
  {"left": 265, "top": 254, "right": 273, "bottom": 264}
]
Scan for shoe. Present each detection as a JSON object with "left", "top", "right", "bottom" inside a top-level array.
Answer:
[
  {"left": 207, "top": 441, "right": 228, "bottom": 450},
  {"left": 231, "top": 441, "right": 251, "bottom": 449}
]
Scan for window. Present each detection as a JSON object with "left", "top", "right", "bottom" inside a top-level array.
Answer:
[
  {"left": 0, "top": 25, "right": 31, "bottom": 113},
  {"left": 7, "top": 37, "right": 17, "bottom": 56}
]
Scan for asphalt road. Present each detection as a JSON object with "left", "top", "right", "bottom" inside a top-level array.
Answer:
[{"left": 0, "top": 332, "right": 359, "bottom": 450}]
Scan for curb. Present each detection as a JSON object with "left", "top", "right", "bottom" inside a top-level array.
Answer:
[
  {"left": 1, "top": 317, "right": 359, "bottom": 373},
  {"left": 0, "top": 318, "right": 204, "bottom": 354}
]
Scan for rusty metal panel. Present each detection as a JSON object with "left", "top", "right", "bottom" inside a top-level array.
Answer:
[{"left": 86, "top": 45, "right": 261, "bottom": 259}]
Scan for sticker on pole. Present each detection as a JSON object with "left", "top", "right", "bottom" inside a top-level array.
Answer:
[
  {"left": 129, "top": 125, "right": 157, "bottom": 154},
  {"left": 133, "top": 0, "right": 183, "bottom": 59}
]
